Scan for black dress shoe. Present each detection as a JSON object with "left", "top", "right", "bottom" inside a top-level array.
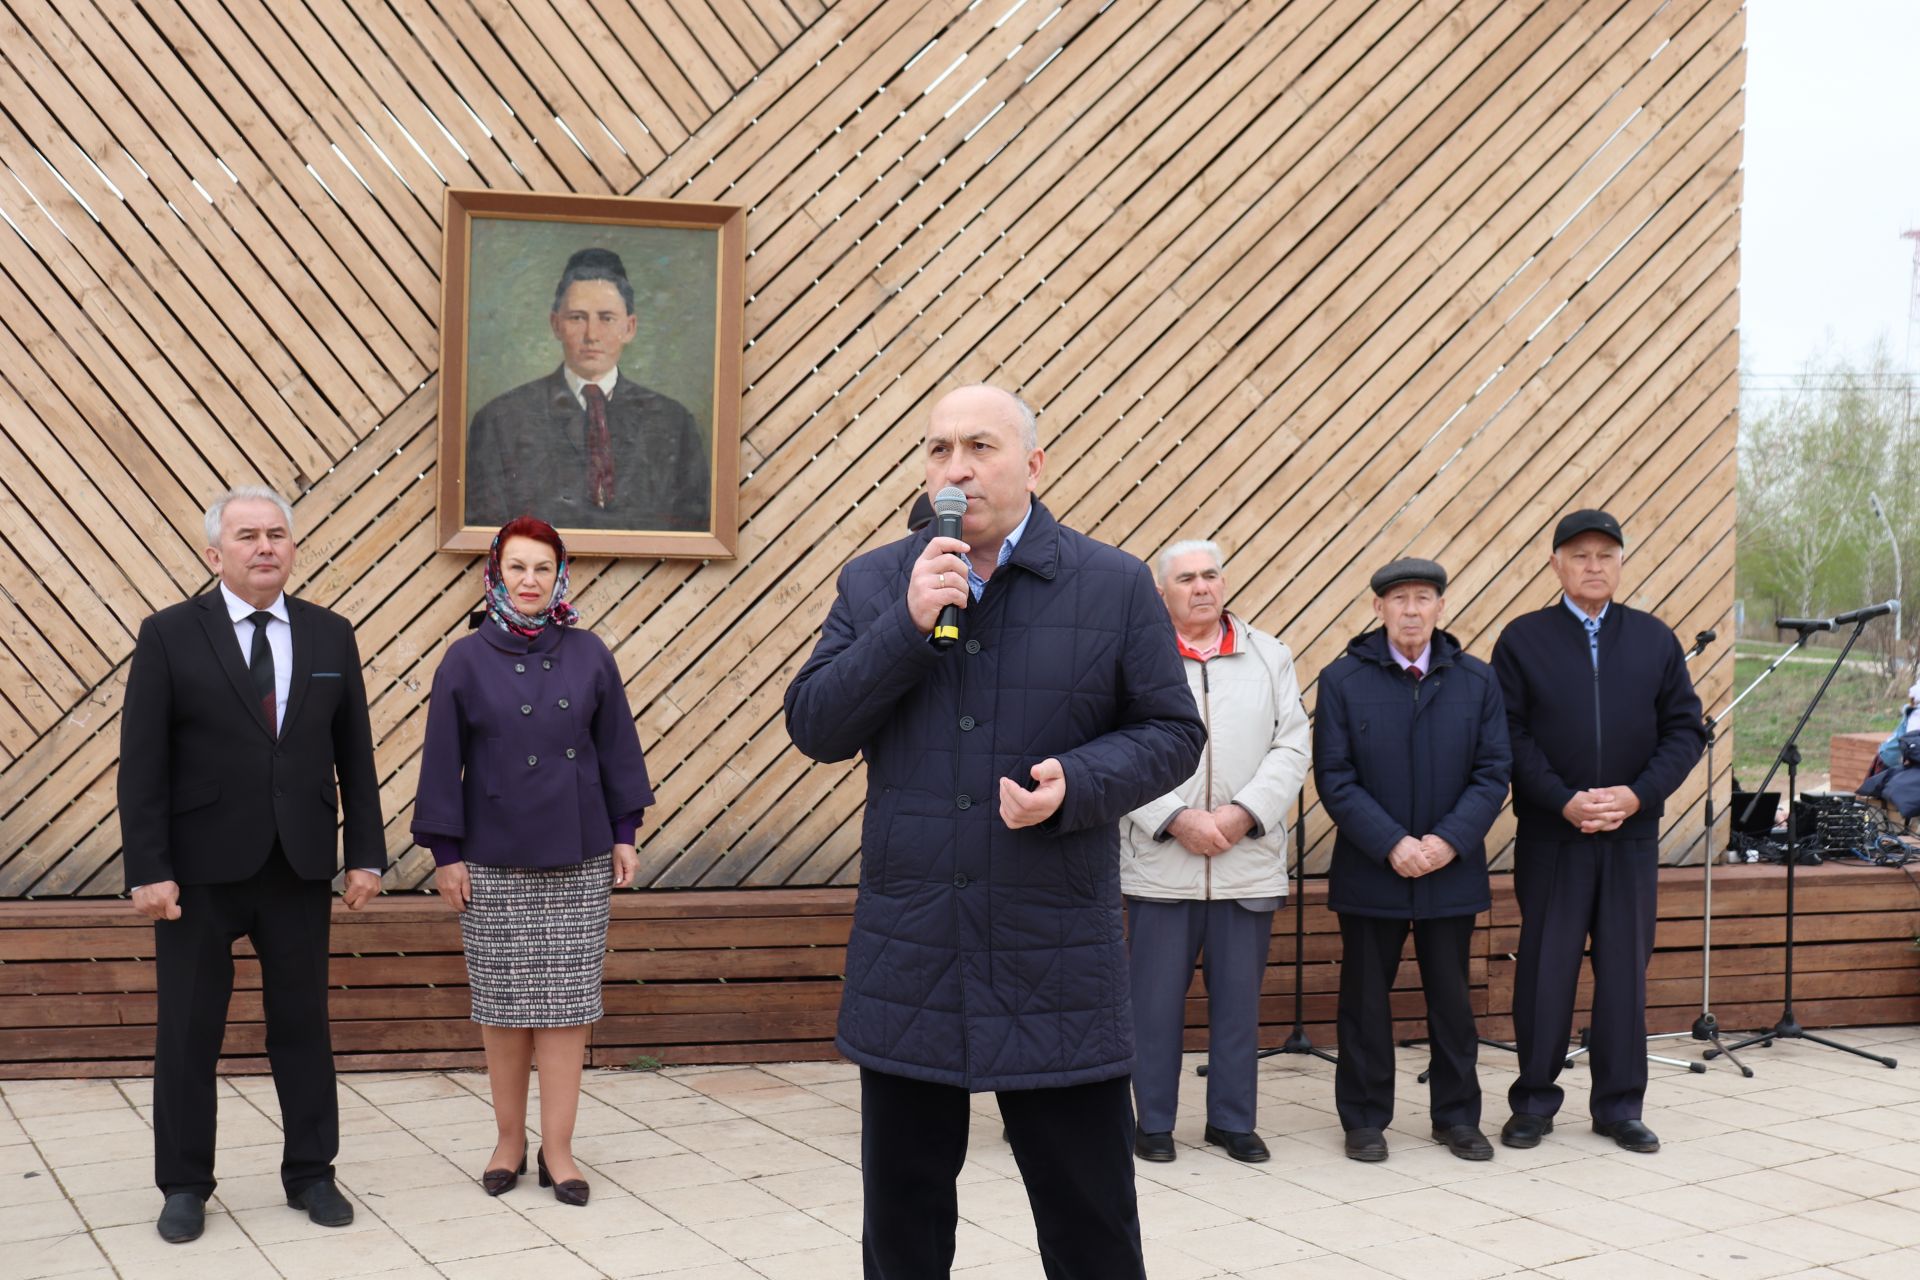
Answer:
[
  {"left": 537, "top": 1148, "right": 590, "bottom": 1206},
  {"left": 1204, "top": 1125, "right": 1270, "bottom": 1163},
  {"left": 156, "top": 1192, "right": 205, "bottom": 1243},
  {"left": 1432, "top": 1124, "right": 1495, "bottom": 1161},
  {"left": 287, "top": 1180, "right": 355, "bottom": 1227},
  {"left": 1344, "top": 1127, "right": 1388, "bottom": 1162},
  {"left": 1593, "top": 1118, "right": 1660, "bottom": 1153},
  {"left": 481, "top": 1152, "right": 527, "bottom": 1196},
  {"left": 1134, "top": 1130, "right": 1176, "bottom": 1162},
  {"left": 1500, "top": 1114, "right": 1553, "bottom": 1148}
]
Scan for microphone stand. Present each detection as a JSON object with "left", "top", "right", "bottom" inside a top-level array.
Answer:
[
  {"left": 1715, "top": 615, "right": 1899, "bottom": 1069},
  {"left": 1646, "top": 628, "right": 1769, "bottom": 1076},
  {"left": 1197, "top": 788, "right": 1335, "bottom": 1076}
]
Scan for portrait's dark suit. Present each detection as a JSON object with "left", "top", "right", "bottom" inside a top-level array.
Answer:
[
  {"left": 119, "top": 590, "right": 385, "bottom": 1200},
  {"left": 465, "top": 366, "right": 711, "bottom": 532}
]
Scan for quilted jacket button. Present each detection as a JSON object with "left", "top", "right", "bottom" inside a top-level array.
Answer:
[
  {"left": 956, "top": 794, "right": 971, "bottom": 810},
  {"left": 964, "top": 639, "right": 981, "bottom": 654},
  {"left": 959, "top": 715, "right": 975, "bottom": 731},
  {"left": 952, "top": 873, "right": 970, "bottom": 888}
]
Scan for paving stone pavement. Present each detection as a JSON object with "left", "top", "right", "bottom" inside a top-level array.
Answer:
[{"left": 6, "top": 1026, "right": 1920, "bottom": 1278}]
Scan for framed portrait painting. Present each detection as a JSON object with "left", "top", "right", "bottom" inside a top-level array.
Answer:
[{"left": 437, "top": 189, "right": 745, "bottom": 558}]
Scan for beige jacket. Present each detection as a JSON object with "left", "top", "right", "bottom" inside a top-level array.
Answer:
[{"left": 1121, "top": 615, "right": 1311, "bottom": 899}]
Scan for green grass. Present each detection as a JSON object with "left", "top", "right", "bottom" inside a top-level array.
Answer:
[{"left": 1728, "top": 646, "right": 1902, "bottom": 784}]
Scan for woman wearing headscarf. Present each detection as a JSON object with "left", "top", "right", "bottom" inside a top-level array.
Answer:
[{"left": 411, "top": 516, "right": 653, "bottom": 1205}]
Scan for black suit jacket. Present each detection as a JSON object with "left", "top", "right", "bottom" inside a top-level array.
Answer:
[
  {"left": 464, "top": 366, "right": 711, "bottom": 532},
  {"left": 117, "top": 590, "right": 387, "bottom": 888}
]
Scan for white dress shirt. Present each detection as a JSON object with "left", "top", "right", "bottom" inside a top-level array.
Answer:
[
  {"left": 563, "top": 365, "right": 621, "bottom": 409},
  {"left": 220, "top": 583, "right": 291, "bottom": 733}
]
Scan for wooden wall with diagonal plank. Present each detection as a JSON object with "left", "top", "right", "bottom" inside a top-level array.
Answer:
[{"left": 0, "top": 0, "right": 1743, "bottom": 899}]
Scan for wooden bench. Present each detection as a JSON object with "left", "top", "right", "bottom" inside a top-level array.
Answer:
[{"left": 1, "top": 867, "right": 1914, "bottom": 1078}]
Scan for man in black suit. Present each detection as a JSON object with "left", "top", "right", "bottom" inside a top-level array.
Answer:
[
  {"left": 119, "top": 486, "right": 386, "bottom": 1243},
  {"left": 464, "top": 247, "right": 711, "bottom": 532}
]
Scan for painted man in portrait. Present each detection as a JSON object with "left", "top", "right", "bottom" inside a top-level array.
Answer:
[{"left": 464, "top": 248, "right": 712, "bottom": 532}]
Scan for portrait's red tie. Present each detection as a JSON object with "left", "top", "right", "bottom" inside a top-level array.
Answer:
[{"left": 583, "top": 384, "right": 615, "bottom": 509}]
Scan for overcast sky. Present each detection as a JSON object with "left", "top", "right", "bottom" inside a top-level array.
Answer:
[{"left": 1740, "top": 0, "right": 1920, "bottom": 389}]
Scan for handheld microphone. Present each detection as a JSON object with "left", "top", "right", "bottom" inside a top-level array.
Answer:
[
  {"left": 1834, "top": 599, "right": 1899, "bottom": 625},
  {"left": 1774, "top": 617, "right": 1833, "bottom": 633},
  {"left": 930, "top": 486, "right": 968, "bottom": 650}
]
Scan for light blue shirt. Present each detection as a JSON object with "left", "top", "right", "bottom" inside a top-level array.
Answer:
[
  {"left": 1564, "top": 595, "right": 1608, "bottom": 670},
  {"left": 969, "top": 502, "right": 1033, "bottom": 600}
]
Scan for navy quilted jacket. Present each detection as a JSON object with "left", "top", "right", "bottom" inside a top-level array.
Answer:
[{"left": 784, "top": 502, "right": 1205, "bottom": 1090}]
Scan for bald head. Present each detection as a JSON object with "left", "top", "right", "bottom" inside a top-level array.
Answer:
[{"left": 923, "top": 384, "right": 1044, "bottom": 557}]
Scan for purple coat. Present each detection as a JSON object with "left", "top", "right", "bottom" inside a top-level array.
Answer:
[{"left": 411, "top": 623, "right": 653, "bottom": 868}]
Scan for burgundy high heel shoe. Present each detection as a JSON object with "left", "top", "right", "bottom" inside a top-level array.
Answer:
[
  {"left": 537, "top": 1148, "right": 590, "bottom": 1206},
  {"left": 480, "top": 1150, "right": 526, "bottom": 1196}
]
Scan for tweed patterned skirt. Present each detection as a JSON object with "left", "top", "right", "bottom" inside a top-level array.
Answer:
[{"left": 461, "top": 853, "right": 612, "bottom": 1027}]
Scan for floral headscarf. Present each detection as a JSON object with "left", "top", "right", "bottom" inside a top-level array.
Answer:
[{"left": 483, "top": 523, "right": 579, "bottom": 638}]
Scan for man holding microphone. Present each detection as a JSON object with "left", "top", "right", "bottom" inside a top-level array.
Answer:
[{"left": 785, "top": 385, "right": 1203, "bottom": 1279}]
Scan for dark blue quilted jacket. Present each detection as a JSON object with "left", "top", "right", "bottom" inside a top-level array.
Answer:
[{"left": 784, "top": 502, "right": 1205, "bottom": 1090}]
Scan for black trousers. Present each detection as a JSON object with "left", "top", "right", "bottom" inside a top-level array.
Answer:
[
  {"left": 153, "top": 846, "right": 337, "bottom": 1199},
  {"left": 859, "top": 1067, "right": 1145, "bottom": 1280},
  {"left": 1333, "top": 912, "right": 1479, "bottom": 1132},
  {"left": 1508, "top": 836, "right": 1658, "bottom": 1123}
]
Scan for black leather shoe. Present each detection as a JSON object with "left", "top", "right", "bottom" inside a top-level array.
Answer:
[
  {"left": 1432, "top": 1124, "right": 1495, "bottom": 1161},
  {"left": 287, "top": 1180, "right": 354, "bottom": 1227},
  {"left": 1344, "top": 1127, "right": 1388, "bottom": 1162},
  {"left": 156, "top": 1192, "right": 205, "bottom": 1243},
  {"left": 1204, "top": 1125, "right": 1270, "bottom": 1163},
  {"left": 537, "top": 1148, "right": 590, "bottom": 1206},
  {"left": 1500, "top": 1114, "right": 1553, "bottom": 1148},
  {"left": 1134, "top": 1130, "right": 1176, "bottom": 1162},
  {"left": 1593, "top": 1118, "right": 1660, "bottom": 1153},
  {"left": 481, "top": 1152, "right": 527, "bottom": 1196}
]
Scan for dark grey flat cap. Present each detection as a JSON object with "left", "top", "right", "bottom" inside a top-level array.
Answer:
[
  {"left": 1370, "top": 557, "right": 1447, "bottom": 596},
  {"left": 1552, "top": 508, "right": 1624, "bottom": 549}
]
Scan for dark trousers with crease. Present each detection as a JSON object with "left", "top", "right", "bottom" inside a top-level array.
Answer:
[
  {"left": 1508, "top": 835, "right": 1658, "bottom": 1124},
  {"left": 1333, "top": 912, "right": 1480, "bottom": 1132},
  {"left": 1127, "top": 896, "right": 1275, "bottom": 1134},
  {"left": 153, "top": 844, "right": 338, "bottom": 1199},
  {"left": 859, "top": 1066, "right": 1145, "bottom": 1280}
]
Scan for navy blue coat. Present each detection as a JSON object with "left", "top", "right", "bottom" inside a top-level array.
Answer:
[
  {"left": 1492, "top": 601, "right": 1704, "bottom": 843},
  {"left": 1314, "top": 628, "right": 1512, "bottom": 920},
  {"left": 784, "top": 502, "right": 1205, "bottom": 1091}
]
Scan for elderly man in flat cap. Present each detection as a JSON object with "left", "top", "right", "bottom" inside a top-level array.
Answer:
[
  {"left": 1492, "top": 511, "right": 1703, "bottom": 1154},
  {"left": 1314, "top": 558, "right": 1511, "bottom": 1163}
]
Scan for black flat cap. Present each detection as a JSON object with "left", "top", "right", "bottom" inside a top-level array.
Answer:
[
  {"left": 1370, "top": 557, "right": 1447, "bottom": 596},
  {"left": 1552, "top": 508, "right": 1624, "bottom": 549}
]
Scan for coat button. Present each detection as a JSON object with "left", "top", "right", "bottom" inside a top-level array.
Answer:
[
  {"left": 515, "top": 663, "right": 525, "bottom": 673},
  {"left": 953, "top": 873, "right": 970, "bottom": 888},
  {"left": 566, "top": 748, "right": 577, "bottom": 759},
  {"left": 520, "top": 704, "right": 532, "bottom": 715},
  {"left": 273, "top": 788, "right": 283, "bottom": 798},
  {"left": 964, "top": 639, "right": 981, "bottom": 654},
  {"left": 956, "top": 794, "right": 971, "bottom": 809},
  {"left": 959, "top": 715, "right": 975, "bottom": 731},
  {"left": 543, "top": 660, "right": 553, "bottom": 670},
  {"left": 527, "top": 755, "right": 538, "bottom": 766},
  {"left": 558, "top": 698, "right": 570, "bottom": 709}
]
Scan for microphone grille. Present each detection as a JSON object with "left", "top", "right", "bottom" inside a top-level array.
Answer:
[{"left": 932, "top": 486, "right": 969, "bottom": 518}]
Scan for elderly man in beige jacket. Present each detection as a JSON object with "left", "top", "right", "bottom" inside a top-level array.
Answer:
[{"left": 1122, "top": 540, "right": 1311, "bottom": 1163}]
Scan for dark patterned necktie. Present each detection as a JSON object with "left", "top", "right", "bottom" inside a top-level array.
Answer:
[
  {"left": 248, "top": 609, "right": 277, "bottom": 733},
  {"left": 583, "top": 383, "right": 615, "bottom": 509},
  {"left": 1410, "top": 664, "right": 1424, "bottom": 681}
]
